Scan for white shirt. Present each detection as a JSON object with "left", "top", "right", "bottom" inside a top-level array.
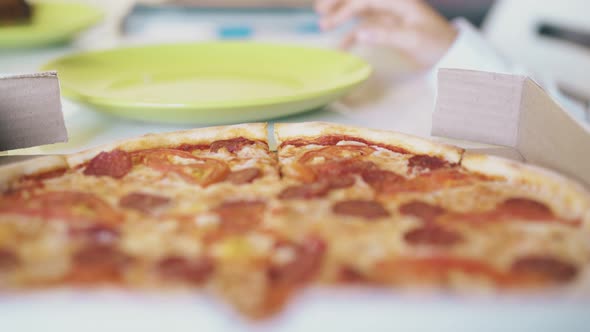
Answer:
[{"left": 435, "top": 18, "right": 586, "bottom": 121}]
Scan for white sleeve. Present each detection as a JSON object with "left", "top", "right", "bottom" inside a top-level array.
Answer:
[
  {"left": 435, "top": 18, "right": 526, "bottom": 75},
  {"left": 433, "top": 18, "right": 587, "bottom": 121}
]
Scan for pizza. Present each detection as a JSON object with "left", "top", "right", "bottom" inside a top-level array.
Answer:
[{"left": 1, "top": 122, "right": 589, "bottom": 318}]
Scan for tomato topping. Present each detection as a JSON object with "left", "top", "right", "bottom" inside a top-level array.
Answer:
[{"left": 134, "top": 148, "right": 230, "bottom": 186}]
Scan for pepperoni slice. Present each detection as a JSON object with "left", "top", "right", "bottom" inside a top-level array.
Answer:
[
  {"left": 313, "top": 160, "right": 377, "bottom": 179},
  {"left": 326, "top": 176, "right": 356, "bottom": 189},
  {"left": 498, "top": 198, "right": 554, "bottom": 220},
  {"left": 510, "top": 256, "right": 578, "bottom": 283},
  {"left": 398, "top": 201, "right": 446, "bottom": 223},
  {"left": 404, "top": 226, "right": 463, "bottom": 246},
  {"left": 408, "top": 155, "right": 450, "bottom": 172},
  {"left": 84, "top": 150, "right": 132, "bottom": 179},
  {"left": 268, "top": 236, "right": 326, "bottom": 286},
  {"left": 215, "top": 201, "right": 266, "bottom": 234},
  {"left": 68, "top": 244, "right": 132, "bottom": 283},
  {"left": 119, "top": 192, "right": 171, "bottom": 215},
  {"left": 279, "top": 182, "right": 330, "bottom": 200},
  {"left": 210, "top": 137, "right": 257, "bottom": 153},
  {"left": 0, "top": 249, "right": 19, "bottom": 271},
  {"left": 376, "top": 169, "right": 477, "bottom": 194},
  {"left": 135, "top": 148, "right": 230, "bottom": 186},
  {"left": 333, "top": 200, "right": 390, "bottom": 219},
  {"left": 448, "top": 198, "right": 578, "bottom": 226},
  {"left": 361, "top": 169, "right": 404, "bottom": 192},
  {"left": 226, "top": 168, "right": 261, "bottom": 185},
  {"left": 157, "top": 256, "right": 214, "bottom": 284},
  {"left": 299, "top": 145, "right": 375, "bottom": 165},
  {"left": 338, "top": 266, "right": 366, "bottom": 283},
  {"left": 0, "top": 191, "right": 122, "bottom": 225}
]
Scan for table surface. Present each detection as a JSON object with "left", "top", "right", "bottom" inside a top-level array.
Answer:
[{"left": 0, "top": 2, "right": 509, "bottom": 159}]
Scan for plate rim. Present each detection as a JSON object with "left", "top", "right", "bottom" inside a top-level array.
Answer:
[
  {"left": 40, "top": 41, "right": 373, "bottom": 110},
  {"left": 0, "top": 1, "right": 104, "bottom": 48}
]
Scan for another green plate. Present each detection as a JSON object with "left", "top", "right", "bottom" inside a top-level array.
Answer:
[
  {"left": 0, "top": 1, "right": 103, "bottom": 48},
  {"left": 42, "top": 42, "right": 372, "bottom": 124}
]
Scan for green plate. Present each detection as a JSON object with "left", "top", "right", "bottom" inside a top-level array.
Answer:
[
  {"left": 0, "top": 1, "right": 103, "bottom": 48},
  {"left": 41, "top": 42, "right": 372, "bottom": 124}
]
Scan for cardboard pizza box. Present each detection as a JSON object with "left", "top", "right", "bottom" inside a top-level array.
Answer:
[
  {"left": 432, "top": 68, "right": 590, "bottom": 187},
  {"left": 0, "top": 72, "right": 67, "bottom": 153}
]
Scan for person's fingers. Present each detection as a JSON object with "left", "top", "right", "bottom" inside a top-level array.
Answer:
[
  {"left": 339, "top": 31, "right": 357, "bottom": 49},
  {"left": 315, "top": 0, "right": 343, "bottom": 14},
  {"left": 355, "top": 25, "right": 418, "bottom": 50},
  {"left": 320, "top": 0, "right": 367, "bottom": 30}
]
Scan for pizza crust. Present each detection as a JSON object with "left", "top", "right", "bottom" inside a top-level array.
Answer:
[
  {"left": 66, "top": 123, "right": 268, "bottom": 168},
  {"left": 0, "top": 156, "right": 67, "bottom": 192},
  {"left": 461, "top": 152, "right": 590, "bottom": 221},
  {"left": 274, "top": 122, "right": 464, "bottom": 164}
]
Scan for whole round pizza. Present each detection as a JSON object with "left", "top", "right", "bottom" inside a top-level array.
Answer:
[{"left": 0, "top": 122, "right": 588, "bottom": 318}]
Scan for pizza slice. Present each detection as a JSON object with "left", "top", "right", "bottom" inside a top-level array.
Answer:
[
  {"left": 0, "top": 123, "right": 278, "bottom": 287},
  {"left": 272, "top": 122, "right": 590, "bottom": 292}
]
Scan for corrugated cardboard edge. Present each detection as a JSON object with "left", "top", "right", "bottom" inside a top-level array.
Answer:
[
  {"left": 518, "top": 78, "right": 590, "bottom": 186},
  {"left": 432, "top": 68, "right": 590, "bottom": 187},
  {"left": 0, "top": 71, "right": 68, "bottom": 152},
  {"left": 0, "top": 72, "right": 58, "bottom": 80}
]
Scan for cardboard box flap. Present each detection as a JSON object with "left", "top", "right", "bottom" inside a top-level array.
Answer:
[
  {"left": 432, "top": 68, "right": 590, "bottom": 186},
  {"left": 0, "top": 72, "right": 68, "bottom": 152}
]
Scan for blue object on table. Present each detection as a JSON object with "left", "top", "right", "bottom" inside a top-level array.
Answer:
[
  {"left": 218, "top": 25, "right": 254, "bottom": 39},
  {"left": 122, "top": 4, "right": 326, "bottom": 38}
]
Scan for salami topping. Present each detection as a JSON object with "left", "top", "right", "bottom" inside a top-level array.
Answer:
[
  {"left": 226, "top": 168, "right": 261, "bottom": 185},
  {"left": 215, "top": 201, "right": 266, "bottom": 234},
  {"left": 69, "top": 244, "right": 132, "bottom": 283},
  {"left": 119, "top": 192, "right": 171, "bottom": 214},
  {"left": 268, "top": 236, "right": 326, "bottom": 286},
  {"left": 449, "top": 198, "right": 577, "bottom": 226},
  {"left": 338, "top": 266, "right": 366, "bottom": 283},
  {"left": 157, "top": 256, "right": 214, "bottom": 284},
  {"left": 74, "top": 244, "right": 124, "bottom": 265},
  {"left": 0, "top": 249, "right": 19, "bottom": 271},
  {"left": 511, "top": 256, "right": 578, "bottom": 282},
  {"left": 398, "top": 201, "right": 445, "bottom": 223},
  {"left": 404, "top": 226, "right": 463, "bottom": 246},
  {"left": 333, "top": 200, "right": 390, "bottom": 219},
  {"left": 498, "top": 198, "right": 554, "bottom": 220},
  {"left": 210, "top": 137, "right": 257, "bottom": 153},
  {"left": 375, "top": 169, "right": 477, "bottom": 194},
  {"left": 84, "top": 150, "right": 132, "bottom": 179},
  {"left": 361, "top": 169, "right": 404, "bottom": 191},
  {"left": 279, "top": 182, "right": 330, "bottom": 200},
  {"left": 313, "top": 160, "right": 377, "bottom": 178},
  {"left": 408, "top": 155, "right": 449, "bottom": 171}
]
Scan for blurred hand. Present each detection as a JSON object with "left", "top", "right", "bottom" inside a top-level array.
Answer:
[{"left": 316, "top": 0, "right": 458, "bottom": 67}]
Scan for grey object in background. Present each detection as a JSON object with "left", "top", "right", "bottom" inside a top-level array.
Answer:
[{"left": 0, "top": 72, "right": 67, "bottom": 152}]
